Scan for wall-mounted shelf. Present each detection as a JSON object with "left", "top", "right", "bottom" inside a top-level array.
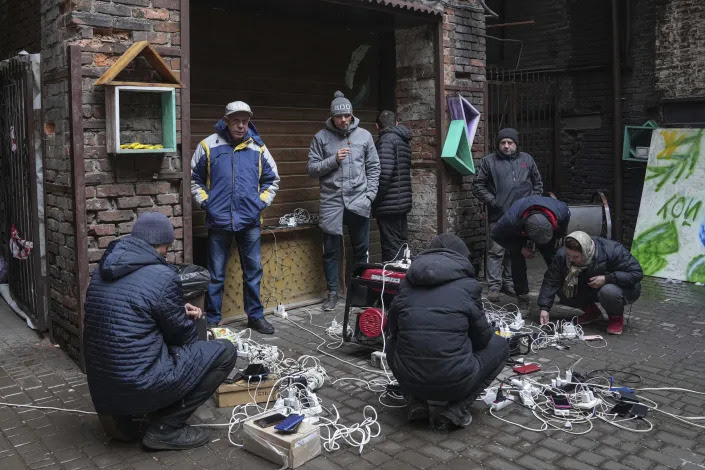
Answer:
[
  {"left": 622, "top": 120, "right": 659, "bottom": 162},
  {"left": 105, "top": 86, "right": 176, "bottom": 154}
]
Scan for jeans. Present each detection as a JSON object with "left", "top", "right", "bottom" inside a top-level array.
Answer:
[
  {"left": 323, "top": 209, "right": 370, "bottom": 292},
  {"left": 487, "top": 222, "right": 513, "bottom": 291},
  {"left": 206, "top": 226, "right": 263, "bottom": 325},
  {"left": 151, "top": 340, "right": 237, "bottom": 428},
  {"left": 377, "top": 214, "right": 408, "bottom": 262},
  {"left": 441, "top": 335, "right": 509, "bottom": 425},
  {"left": 558, "top": 283, "right": 641, "bottom": 317},
  {"left": 509, "top": 242, "right": 557, "bottom": 296}
]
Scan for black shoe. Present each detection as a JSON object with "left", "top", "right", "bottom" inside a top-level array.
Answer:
[
  {"left": 322, "top": 291, "right": 338, "bottom": 311},
  {"left": 501, "top": 285, "right": 516, "bottom": 296},
  {"left": 431, "top": 410, "right": 472, "bottom": 431},
  {"left": 407, "top": 397, "right": 429, "bottom": 422},
  {"left": 517, "top": 294, "right": 530, "bottom": 311},
  {"left": 247, "top": 317, "right": 275, "bottom": 335},
  {"left": 142, "top": 423, "right": 210, "bottom": 450}
]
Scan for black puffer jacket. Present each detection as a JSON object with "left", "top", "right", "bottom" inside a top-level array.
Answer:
[
  {"left": 386, "top": 249, "right": 494, "bottom": 402},
  {"left": 538, "top": 237, "right": 644, "bottom": 311},
  {"left": 372, "top": 124, "right": 412, "bottom": 216}
]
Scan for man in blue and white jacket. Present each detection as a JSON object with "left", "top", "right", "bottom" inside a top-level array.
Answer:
[{"left": 191, "top": 101, "right": 279, "bottom": 334}]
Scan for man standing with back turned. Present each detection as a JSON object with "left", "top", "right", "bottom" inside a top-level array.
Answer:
[
  {"left": 308, "top": 91, "right": 380, "bottom": 311},
  {"left": 472, "top": 128, "right": 543, "bottom": 303}
]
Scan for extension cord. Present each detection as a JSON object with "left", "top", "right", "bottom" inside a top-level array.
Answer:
[
  {"left": 510, "top": 312, "right": 525, "bottom": 331},
  {"left": 275, "top": 304, "right": 288, "bottom": 319},
  {"left": 573, "top": 390, "right": 601, "bottom": 409},
  {"left": 482, "top": 389, "right": 498, "bottom": 406},
  {"left": 553, "top": 407, "right": 570, "bottom": 417},
  {"left": 519, "top": 390, "right": 536, "bottom": 409},
  {"left": 560, "top": 322, "right": 578, "bottom": 339},
  {"left": 370, "top": 351, "right": 388, "bottom": 370},
  {"left": 491, "top": 397, "right": 513, "bottom": 411}
]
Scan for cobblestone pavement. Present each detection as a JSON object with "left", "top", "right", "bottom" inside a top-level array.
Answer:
[{"left": 1, "top": 258, "right": 704, "bottom": 469}]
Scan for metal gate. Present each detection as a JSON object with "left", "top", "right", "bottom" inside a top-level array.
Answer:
[
  {"left": 0, "top": 54, "right": 48, "bottom": 330},
  {"left": 486, "top": 69, "right": 559, "bottom": 191}
]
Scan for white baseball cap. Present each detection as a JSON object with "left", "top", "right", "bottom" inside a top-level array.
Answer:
[{"left": 225, "top": 101, "right": 252, "bottom": 117}]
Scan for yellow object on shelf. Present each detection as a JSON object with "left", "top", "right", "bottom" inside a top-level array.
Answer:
[{"left": 119, "top": 142, "right": 165, "bottom": 150}]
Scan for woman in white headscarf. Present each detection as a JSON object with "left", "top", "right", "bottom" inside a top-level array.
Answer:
[{"left": 537, "top": 231, "right": 643, "bottom": 335}]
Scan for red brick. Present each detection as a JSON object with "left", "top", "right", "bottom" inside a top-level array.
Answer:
[
  {"left": 88, "top": 249, "right": 104, "bottom": 263},
  {"left": 117, "top": 222, "right": 135, "bottom": 234},
  {"left": 154, "top": 21, "right": 179, "bottom": 32},
  {"left": 85, "top": 187, "right": 96, "bottom": 198},
  {"left": 86, "top": 198, "right": 110, "bottom": 211},
  {"left": 98, "top": 236, "right": 117, "bottom": 249},
  {"left": 152, "top": 0, "right": 179, "bottom": 9},
  {"left": 156, "top": 194, "right": 179, "bottom": 205},
  {"left": 97, "top": 184, "right": 134, "bottom": 197},
  {"left": 117, "top": 196, "right": 153, "bottom": 209},
  {"left": 143, "top": 8, "right": 169, "bottom": 20},
  {"left": 97, "top": 210, "right": 134, "bottom": 222},
  {"left": 136, "top": 182, "right": 170, "bottom": 195},
  {"left": 138, "top": 205, "right": 173, "bottom": 217}
]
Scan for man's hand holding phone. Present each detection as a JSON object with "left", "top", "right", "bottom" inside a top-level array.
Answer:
[{"left": 184, "top": 303, "right": 203, "bottom": 320}]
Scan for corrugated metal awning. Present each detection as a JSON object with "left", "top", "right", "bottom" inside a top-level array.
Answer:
[{"left": 326, "top": 0, "right": 442, "bottom": 17}]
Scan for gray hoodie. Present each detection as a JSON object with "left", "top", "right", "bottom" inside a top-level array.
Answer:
[{"left": 308, "top": 117, "right": 380, "bottom": 235}]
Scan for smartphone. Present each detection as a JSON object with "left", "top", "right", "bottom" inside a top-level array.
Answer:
[
  {"left": 629, "top": 403, "right": 648, "bottom": 419},
  {"left": 274, "top": 414, "right": 304, "bottom": 433},
  {"left": 513, "top": 363, "right": 541, "bottom": 375},
  {"left": 223, "top": 367, "right": 243, "bottom": 384},
  {"left": 242, "top": 363, "right": 269, "bottom": 381},
  {"left": 253, "top": 413, "right": 287, "bottom": 428},
  {"left": 550, "top": 394, "right": 571, "bottom": 409},
  {"left": 610, "top": 402, "right": 632, "bottom": 417}
]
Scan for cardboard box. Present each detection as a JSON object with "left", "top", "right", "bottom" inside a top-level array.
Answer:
[
  {"left": 243, "top": 414, "right": 321, "bottom": 468},
  {"left": 215, "top": 376, "right": 279, "bottom": 407}
]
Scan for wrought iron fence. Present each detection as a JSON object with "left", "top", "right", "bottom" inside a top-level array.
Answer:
[
  {"left": 486, "top": 68, "right": 558, "bottom": 191},
  {"left": 0, "top": 54, "right": 47, "bottom": 330}
]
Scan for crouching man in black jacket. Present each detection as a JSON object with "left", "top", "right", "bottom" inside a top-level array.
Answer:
[
  {"left": 386, "top": 234, "right": 509, "bottom": 431},
  {"left": 491, "top": 195, "right": 570, "bottom": 309},
  {"left": 538, "top": 231, "right": 643, "bottom": 335}
]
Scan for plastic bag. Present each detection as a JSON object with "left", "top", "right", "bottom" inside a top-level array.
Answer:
[{"left": 173, "top": 264, "right": 210, "bottom": 300}]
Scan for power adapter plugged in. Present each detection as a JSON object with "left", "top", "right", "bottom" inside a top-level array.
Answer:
[{"left": 275, "top": 304, "right": 288, "bottom": 318}]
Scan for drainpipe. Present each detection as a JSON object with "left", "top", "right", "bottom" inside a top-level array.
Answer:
[{"left": 611, "top": 0, "right": 623, "bottom": 241}]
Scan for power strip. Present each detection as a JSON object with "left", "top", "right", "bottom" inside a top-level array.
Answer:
[{"left": 370, "top": 351, "right": 388, "bottom": 369}]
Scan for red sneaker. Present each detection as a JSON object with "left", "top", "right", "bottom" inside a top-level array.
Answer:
[
  {"left": 577, "top": 303, "right": 602, "bottom": 325},
  {"left": 607, "top": 315, "right": 624, "bottom": 335}
]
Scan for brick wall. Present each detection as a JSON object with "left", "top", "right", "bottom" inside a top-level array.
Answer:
[
  {"left": 40, "top": 0, "right": 184, "bottom": 362},
  {"left": 396, "top": 2, "right": 487, "bottom": 266},
  {"left": 443, "top": 5, "right": 487, "bottom": 271},
  {"left": 655, "top": 0, "right": 705, "bottom": 99},
  {"left": 61, "top": 0, "right": 184, "bottom": 272},
  {"left": 0, "top": 0, "right": 41, "bottom": 57},
  {"left": 41, "top": 0, "right": 82, "bottom": 359}
]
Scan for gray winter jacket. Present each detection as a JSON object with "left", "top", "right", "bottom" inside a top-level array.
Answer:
[
  {"left": 472, "top": 150, "right": 543, "bottom": 222},
  {"left": 308, "top": 117, "right": 380, "bottom": 235}
]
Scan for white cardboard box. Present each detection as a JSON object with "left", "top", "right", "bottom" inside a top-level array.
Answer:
[{"left": 243, "top": 413, "right": 321, "bottom": 468}]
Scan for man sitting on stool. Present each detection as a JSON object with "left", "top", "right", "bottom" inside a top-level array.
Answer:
[
  {"left": 538, "top": 231, "right": 643, "bottom": 335},
  {"left": 491, "top": 195, "right": 570, "bottom": 309},
  {"left": 386, "top": 234, "right": 509, "bottom": 430}
]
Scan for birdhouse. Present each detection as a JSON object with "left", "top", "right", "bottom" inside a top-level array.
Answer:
[{"left": 94, "top": 41, "right": 183, "bottom": 154}]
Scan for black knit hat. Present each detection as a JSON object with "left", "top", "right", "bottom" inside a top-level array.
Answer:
[
  {"left": 131, "top": 212, "right": 175, "bottom": 246},
  {"left": 429, "top": 233, "right": 470, "bottom": 258},
  {"left": 524, "top": 213, "right": 553, "bottom": 245},
  {"left": 496, "top": 127, "right": 519, "bottom": 147}
]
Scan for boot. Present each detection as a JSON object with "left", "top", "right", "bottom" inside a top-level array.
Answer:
[
  {"left": 577, "top": 303, "right": 602, "bottom": 325},
  {"left": 607, "top": 315, "right": 624, "bottom": 335},
  {"left": 501, "top": 284, "right": 516, "bottom": 296},
  {"left": 517, "top": 294, "right": 530, "bottom": 311},
  {"left": 247, "top": 317, "right": 275, "bottom": 335},
  {"left": 322, "top": 291, "right": 338, "bottom": 311},
  {"left": 406, "top": 396, "right": 429, "bottom": 422},
  {"left": 142, "top": 423, "right": 210, "bottom": 450},
  {"left": 487, "top": 288, "right": 500, "bottom": 303}
]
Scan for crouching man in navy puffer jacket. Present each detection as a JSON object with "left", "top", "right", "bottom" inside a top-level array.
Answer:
[{"left": 84, "top": 212, "right": 237, "bottom": 450}]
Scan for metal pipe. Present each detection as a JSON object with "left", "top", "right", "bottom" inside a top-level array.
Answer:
[
  {"left": 611, "top": 0, "right": 623, "bottom": 241},
  {"left": 487, "top": 20, "right": 535, "bottom": 29}
]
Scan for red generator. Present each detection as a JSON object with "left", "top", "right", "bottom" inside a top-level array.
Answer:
[{"left": 342, "top": 262, "right": 408, "bottom": 347}]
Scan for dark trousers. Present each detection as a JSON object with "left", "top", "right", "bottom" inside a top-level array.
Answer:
[
  {"left": 151, "top": 339, "right": 237, "bottom": 428},
  {"left": 323, "top": 209, "right": 370, "bottom": 292},
  {"left": 206, "top": 226, "right": 263, "bottom": 324},
  {"left": 558, "top": 283, "right": 640, "bottom": 317},
  {"left": 377, "top": 214, "right": 408, "bottom": 262},
  {"left": 441, "top": 335, "right": 509, "bottom": 424},
  {"left": 509, "top": 243, "right": 556, "bottom": 296}
]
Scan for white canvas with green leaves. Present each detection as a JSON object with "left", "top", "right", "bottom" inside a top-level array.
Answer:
[{"left": 631, "top": 128, "right": 705, "bottom": 282}]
